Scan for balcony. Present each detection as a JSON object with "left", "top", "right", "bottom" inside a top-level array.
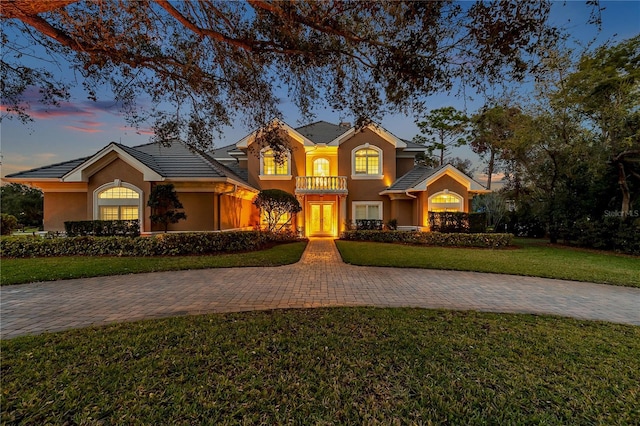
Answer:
[{"left": 295, "top": 176, "right": 348, "bottom": 195}]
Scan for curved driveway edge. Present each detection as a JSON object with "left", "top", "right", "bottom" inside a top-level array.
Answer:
[{"left": 2, "top": 238, "right": 639, "bottom": 339}]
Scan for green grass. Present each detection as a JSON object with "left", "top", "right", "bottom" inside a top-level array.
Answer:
[
  {"left": 0, "top": 241, "right": 307, "bottom": 285},
  {"left": 336, "top": 238, "right": 640, "bottom": 288},
  {"left": 2, "top": 308, "right": 638, "bottom": 424}
]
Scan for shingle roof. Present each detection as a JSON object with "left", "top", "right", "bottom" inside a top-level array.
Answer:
[
  {"left": 386, "top": 164, "right": 446, "bottom": 191},
  {"left": 209, "top": 143, "right": 243, "bottom": 160},
  {"left": 6, "top": 141, "right": 253, "bottom": 186},
  {"left": 4, "top": 157, "right": 90, "bottom": 179},
  {"left": 295, "top": 121, "right": 351, "bottom": 144}
]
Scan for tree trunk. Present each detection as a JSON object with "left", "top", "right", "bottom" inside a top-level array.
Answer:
[
  {"left": 486, "top": 149, "right": 495, "bottom": 190},
  {"left": 618, "top": 162, "right": 631, "bottom": 217}
]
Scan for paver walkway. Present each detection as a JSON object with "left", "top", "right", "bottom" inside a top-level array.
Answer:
[{"left": 2, "top": 238, "right": 639, "bottom": 338}]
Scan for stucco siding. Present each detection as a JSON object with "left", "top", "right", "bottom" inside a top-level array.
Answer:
[
  {"left": 161, "top": 192, "right": 215, "bottom": 232},
  {"left": 246, "top": 136, "right": 305, "bottom": 192},
  {"left": 220, "top": 194, "right": 258, "bottom": 230},
  {"left": 392, "top": 199, "right": 415, "bottom": 226},
  {"left": 396, "top": 157, "right": 415, "bottom": 178},
  {"left": 338, "top": 128, "right": 396, "bottom": 222},
  {"left": 44, "top": 192, "right": 87, "bottom": 231}
]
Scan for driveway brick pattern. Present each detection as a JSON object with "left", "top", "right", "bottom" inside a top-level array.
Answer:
[{"left": 2, "top": 238, "right": 639, "bottom": 339}]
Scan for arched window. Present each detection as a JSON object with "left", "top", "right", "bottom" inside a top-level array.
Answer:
[
  {"left": 313, "top": 158, "right": 330, "bottom": 176},
  {"left": 94, "top": 181, "right": 143, "bottom": 223},
  {"left": 351, "top": 144, "right": 382, "bottom": 179},
  {"left": 428, "top": 191, "right": 463, "bottom": 212},
  {"left": 260, "top": 148, "right": 291, "bottom": 179}
]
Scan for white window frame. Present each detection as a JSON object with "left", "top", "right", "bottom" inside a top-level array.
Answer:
[
  {"left": 260, "top": 147, "right": 292, "bottom": 180},
  {"left": 93, "top": 180, "right": 144, "bottom": 230},
  {"left": 428, "top": 190, "right": 464, "bottom": 212},
  {"left": 351, "top": 144, "right": 383, "bottom": 180},
  {"left": 351, "top": 201, "right": 384, "bottom": 222}
]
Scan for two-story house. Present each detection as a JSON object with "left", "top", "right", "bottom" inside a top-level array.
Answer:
[{"left": 4, "top": 120, "right": 488, "bottom": 236}]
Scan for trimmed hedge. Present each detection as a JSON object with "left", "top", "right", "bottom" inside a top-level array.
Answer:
[
  {"left": 428, "top": 212, "right": 487, "bottom": 233},
  {"left": 0, "top": 231, "right": 299, "bottom": 258},
  {"left": 341, "top": 230, "right": 512, "bottom": 249},
  {"left": 355, "top": 219, "right": 383, "bottom": 230},
  {"left": 64, "top": 220, "right": 140, "bottom": 237}
]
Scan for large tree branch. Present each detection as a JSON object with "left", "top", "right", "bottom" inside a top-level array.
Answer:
[{"left": 0, "top": 0, "right": 77, "bottom": 18}]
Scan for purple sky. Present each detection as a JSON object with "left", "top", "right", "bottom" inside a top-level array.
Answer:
[{"left": 2, "top": 1, "right": 639, "bottom": 181}]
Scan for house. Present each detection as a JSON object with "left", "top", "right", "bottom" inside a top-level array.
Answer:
[{"left": 4, "top": 120, "right": 489, "bottom": 236}]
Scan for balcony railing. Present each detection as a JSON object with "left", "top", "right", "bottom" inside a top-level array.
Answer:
[{"left": 295, "top": 176, "right": 348, "bottom": 194}]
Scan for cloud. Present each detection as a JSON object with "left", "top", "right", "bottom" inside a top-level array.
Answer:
[
  {"left": 118, "top": 126, "right": 155, "bottom": 136},
  {"left": 63, "top": 125, "right": 104, "bottom": 133}
]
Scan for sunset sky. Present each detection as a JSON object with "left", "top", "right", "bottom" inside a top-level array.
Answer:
[{"left": 2, "top": 1, "right": 639, "bottom": 181}]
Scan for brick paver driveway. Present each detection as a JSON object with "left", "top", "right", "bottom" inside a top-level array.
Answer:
[{"left": 2, "top": 238, "right": 639, "bottom": 338}]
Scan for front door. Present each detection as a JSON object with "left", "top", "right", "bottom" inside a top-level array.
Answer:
[{"left": 309, "top": 202, "right": 333, "bottom": 236}]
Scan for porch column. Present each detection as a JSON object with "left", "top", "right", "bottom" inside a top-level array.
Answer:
[
  {"left": 296, "top": 195, "right": 305, "bottom": 236},
  {"left": 339, "top": 194, "right": 347, "bottom": 234}
]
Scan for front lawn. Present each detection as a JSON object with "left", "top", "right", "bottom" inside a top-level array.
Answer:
[
  {"left": 0, "top": 241, "right": 307, "bottom": 285},
  {"left": 2, "top": 308, "right": 638, "bottom": 424},
  {"left": 336, "top": 239, "right": 640, "bottom": 287}
]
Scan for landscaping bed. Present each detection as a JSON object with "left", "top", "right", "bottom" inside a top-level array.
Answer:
[
  {"left": 341, "top": 230, "right": 512, "bottom": 249},
  {"left": 0, "top": 230, "right": 299, "bottom": 258}
]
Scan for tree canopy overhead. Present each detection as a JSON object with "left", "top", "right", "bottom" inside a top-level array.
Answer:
[{"left": 2, "top": 0, "right": 564, "bottom": 149}]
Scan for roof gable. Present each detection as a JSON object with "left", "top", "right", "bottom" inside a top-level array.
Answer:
[
  {"left": 414, "top": 164, "right": 488, "bottom": 192},
  {"left": 236, "top": 119, "right": 314, "bottom": 149},
  {"left": 62, "top": 143, "right": 164, "bottom": 182},
  {"left": 382, "top": 164, "right": 488, "bottom": 194}
]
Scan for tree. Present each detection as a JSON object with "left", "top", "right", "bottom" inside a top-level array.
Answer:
[
  {"left": 469, "top": 105, "right": 524, "bottom": 190},
  {"left": 253, "top": 189, "right": 301, "bottom": 232},
  {"left": 147, "top": 184, "right": 187, "bottom": 232},
  {"left": 0, "top": 183, "right": 43, "bottom": 228},
  {"left": 447, "top": 157, "right": 476, "bottom": 178},
  {"left": 559, "top": 36, "right": 640, "bottom": 216},
  {"left": 414, "top": 107, "right": 469, "bottom": 166},
  {"left": 473, "top": 193, "right": 508, "bottom": 232},
  {"left": 1, "top": 1, "right": 565, "bottom": 151},
  {"left": 1, "top": 214, "right": 19, "bottom": 235}
]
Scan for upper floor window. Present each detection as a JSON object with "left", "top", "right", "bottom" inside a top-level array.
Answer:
[
  {"left": 351, "top": 144, "right": 382, "bottom": 179},
  {"left": 313, "top": 158, "right": 330, "bottom": 176},
  {"left": 260, "top": 148, "right": 291, "bottom": 180}
]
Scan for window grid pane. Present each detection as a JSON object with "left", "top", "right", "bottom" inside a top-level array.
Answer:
[
  {"left": 100, "top": 206, "right": 119, "bottom": 220},
  {"left": 432, "top": 194, "right": 460, "bottom": 204},
  {"left": 354, "top": 148, "right": 379, "bottom": 175},
  {"left": 99, "top": 187, "right": 139, "bottom": 199},
  {"left": 355, "top": 205, "right": 368, "bottom": 220},
  {"left": 120, "top": 206, "right": 139, "bottom": 220},
  {"left": 263, "top": 150, "right": 288, "bottom": 175}
]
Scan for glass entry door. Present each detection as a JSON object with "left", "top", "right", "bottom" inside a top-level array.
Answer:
[{"left": 309, "top": 202, "right": 333, "bottom": 236}]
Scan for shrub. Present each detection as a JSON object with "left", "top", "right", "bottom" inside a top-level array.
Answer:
[
  {"left": 428, "top": 212, "right": 487, "bottom": 233},
  {"left": 572, "top": 217, "right": 640, "bottom": 255},
  {"left": 386, "top": 219, "right": 398, "bottom": 231},
  {"left": 341, "top": 230, "right": 512, "bottom": 249},
  {"left": 148, "top": 183, "right": 187, "bottom": 232},
  {"left": 1, "top": 214, "right": 19, "bottom": 236},
  {"left": 64, "top": 220, "right": 140, "bottom": 237},
  {"left": 0, "top": 231, "right": 301, "bottom": 258},
  {"left": 355, "top": 219, "right": 383, "bottom": 230},
  {"left": 253, "top": 189, "right": 302, "bottom": 232}
]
